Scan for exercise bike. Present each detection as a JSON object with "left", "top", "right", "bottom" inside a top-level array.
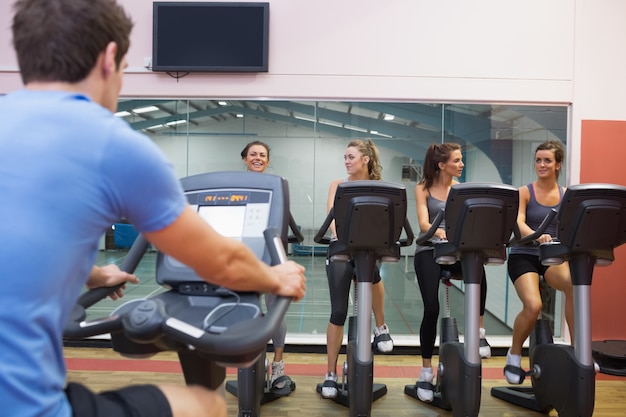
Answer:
[
  {"left": 491, "top": 183, "right": 626, "bottom": 416},
  {"left": 314, "top": 180, "right": 414, "bottom": 417},
  {"left": 224, "top": 213, "right": 303, "bottom": 408},
  {"left": 64, "top": 171, "right": 297, "bottom": 417},
  {"left": 404, "top": 182, "right": 519, "bottom": 417}
]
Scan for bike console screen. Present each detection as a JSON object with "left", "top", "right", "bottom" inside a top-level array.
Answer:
[{"left": 157, "top": 188, "right": 272, "bottom": 288}]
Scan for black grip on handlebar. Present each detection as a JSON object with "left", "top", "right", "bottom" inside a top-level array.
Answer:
[
  {"left": 399, "top": 217, "right": 415, "bottom": 247},
  {"left": 77, "top": 235, "right": 150, "bottom": 308},
  {"left": 316, "top": 236, "right": 333, "bottom": 245},
  {"left": 314, "top": 208, "right": 335, "bottom": 244},
  {"left": 64, "top": 314, "right": 124, "bottom": 339},
  {"left": 287, "top": 213, "right": 304, "bottom": 244},
  {"left": 64, "top": 234, "right": 150, "bottom": 338}
]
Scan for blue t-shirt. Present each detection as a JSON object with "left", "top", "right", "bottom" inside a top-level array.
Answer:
[{"left": 0, "top": 90, "right": 187, "bottom": 416}]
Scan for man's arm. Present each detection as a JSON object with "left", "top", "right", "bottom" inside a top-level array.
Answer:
[
  {"left": 87, "top": 264, "right": 139, "bottom": 300},
  {"left": 143, "top": 206, "right": 306, "bottom": 301}
]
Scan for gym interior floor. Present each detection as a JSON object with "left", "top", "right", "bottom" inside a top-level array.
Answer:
[{"left": 65, "top": 347, "right": 626, "bottom": 417}]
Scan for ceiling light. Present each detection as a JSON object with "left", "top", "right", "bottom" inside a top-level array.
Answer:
[
  {"left": 165, "top": 120, "right": 187, "bottom": 126},
  {"left": 143, "top": 124, "right": 166, "bottom": 130},
  {"left": 319, "top": 119, "right": 343, "bottom": 128},
  {"left": 383, "top": 114, "right": 395, "bottom": 121},
  {"left": 218, "top": 101, "right": 228, "bottom": 106},
  {"left": 114, "top": 111, "right": 131, "bottom": 117},
  {"left": 133, "top": 106, "right": 160, "bottom": 114},
  {"left": 345, "top": 125, "right": 368, "bottom": 133},
  {"left": 294, "top": 115, "right": 316, "bottom": 123},
  {"left": 236, "top": 114, "right": 244, "bottom": 118}
]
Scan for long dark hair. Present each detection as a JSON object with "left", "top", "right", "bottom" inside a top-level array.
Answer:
[{"left": 420, "top": 142, "right": 462, "bottom": 189}]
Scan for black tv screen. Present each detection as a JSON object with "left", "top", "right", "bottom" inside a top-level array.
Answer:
[{"left": 152, "top": 2, "right": 269, "bottom": 73}]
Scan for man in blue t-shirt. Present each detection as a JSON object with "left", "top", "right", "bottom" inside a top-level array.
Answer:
[{"left": 0, "top": 1, "right": 307, "bottom": 417}]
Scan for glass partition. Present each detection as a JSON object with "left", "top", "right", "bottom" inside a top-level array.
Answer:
[{"left": 111, "top": 99, "right": 569, "bottom": 344}]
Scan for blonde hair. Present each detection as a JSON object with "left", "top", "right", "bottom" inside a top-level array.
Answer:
[{"left": 347, "top": 138, "right": 382, "bottom": 180}]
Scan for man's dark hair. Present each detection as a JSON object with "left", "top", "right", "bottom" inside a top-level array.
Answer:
[{"left": 12, "top": 0, "right": 133, "bottom": 84}]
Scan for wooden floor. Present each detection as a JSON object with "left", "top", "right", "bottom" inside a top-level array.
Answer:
[{"left": 65, "top": 347, "right": 626, "bottom": 416}]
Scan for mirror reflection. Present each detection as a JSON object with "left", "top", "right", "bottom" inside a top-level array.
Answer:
[{"left": 100, "top": 99, "right": 568, "bottom": 347}]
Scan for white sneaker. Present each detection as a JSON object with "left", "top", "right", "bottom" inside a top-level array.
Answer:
[
  {"left": 270, "top": 360, "right": 285, "bottom": 389},
  {"left": 321, "top": 372, "right": 338, "bottom": 399},
  {"left": 416, "top": 367, "right": 434, "bottom": 402},
  {"left": 373, "top": 324, "right": 394, "bottom": 353},
  {"left": 479, "top": 327, "right": 491, "bottom": 359}
]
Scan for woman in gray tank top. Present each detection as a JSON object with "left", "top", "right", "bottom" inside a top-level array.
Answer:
[
  {"left": 504, "top": 140, "right": 574, "bottom": 385},
  {"left": 320, "top": 139, "right": 394, "bottom": 399},
  {"left": 412, "top": 143, "right": 490, "bottom": 403}
]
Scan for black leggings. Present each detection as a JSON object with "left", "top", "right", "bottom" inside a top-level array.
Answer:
[
  {"left": 326, "top": 242, "right": 382, "bottom": 326},
  {"left": 65, "top": 382, "right": 172, "bottom": 417},
  {"left": 414, "top": 250, "right": 487, "bottom": 359}
]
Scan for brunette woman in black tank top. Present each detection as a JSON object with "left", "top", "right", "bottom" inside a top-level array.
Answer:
[
  {"left": 412, "top": 143, "right": 490, "bottom": 403},
  {"left": 504, "top": 140, "right": 574, "bottom": 385}
]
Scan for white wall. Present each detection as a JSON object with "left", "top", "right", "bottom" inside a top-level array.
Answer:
[{"left": 1, "top": 0, "right": 574, "bottom": 102}]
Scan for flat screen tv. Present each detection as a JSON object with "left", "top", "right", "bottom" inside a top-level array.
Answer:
[{"left": 152, "top": 2, "right": 269, "bottom": 73}]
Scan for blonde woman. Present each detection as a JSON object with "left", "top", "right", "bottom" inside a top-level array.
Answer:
[{"left": 321, "top": 139, "right": 394, "bottom": 399}]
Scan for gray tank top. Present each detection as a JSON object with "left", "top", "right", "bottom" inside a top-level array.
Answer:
[
  {"left": 510, "top": 183, "right": 563, "bottom": 256},
  {"left": 414, "top": 193, "right": 446, "bottom": 254}
]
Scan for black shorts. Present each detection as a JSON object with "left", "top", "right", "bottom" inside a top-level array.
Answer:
[
  {"left": 65, "top": 382, "right": 172, "bottom": 417},
  {"left": 507, "top": 253, "right": 549, "bottom": 284}
]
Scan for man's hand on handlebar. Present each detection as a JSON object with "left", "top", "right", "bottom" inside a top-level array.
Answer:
[
  {"left": 271, "top": 261, "right": 306, "bottom": 301},
  {"left": 86, "top": 264, "right": 140, "bottom": 300}
]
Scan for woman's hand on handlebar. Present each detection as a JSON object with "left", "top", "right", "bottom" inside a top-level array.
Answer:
[
  {"left": 535, "top": 233, "right": 553, "bottom": 244},
  {"left": 86, "top": 264, "right": 139, "bottom": 300},
  {"left": 271, "top": 261, "right": 306, "bottom": 302},
  {"left": 433, "top": 228, "right": 447, "bottom": 241}
]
